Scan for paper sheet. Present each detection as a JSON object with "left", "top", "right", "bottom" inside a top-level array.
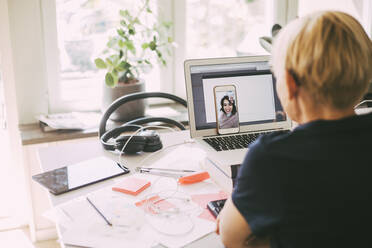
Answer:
[
  {"left": 36, "top": 111, "right": 101, "bottom": 130},
  {"left": 50, "top": 146, "right": 226, "bottom": 248}
]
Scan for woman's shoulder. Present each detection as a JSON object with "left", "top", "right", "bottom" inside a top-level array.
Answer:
[{"left": 247, "top": 130, "right": 294, "bottom": 157}]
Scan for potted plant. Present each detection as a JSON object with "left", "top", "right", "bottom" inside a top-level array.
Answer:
[{"left": 94, "top": 0, "right": 173, "bottom": 121}]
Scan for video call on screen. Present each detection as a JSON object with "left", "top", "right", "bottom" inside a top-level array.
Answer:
[{"left": 190, "top": 62, "right": 286, "bottom": 130}]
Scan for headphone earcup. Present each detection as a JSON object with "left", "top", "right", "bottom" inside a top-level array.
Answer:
[
  {"left": 115, "top": 135, "right": 147, "bottom": 153},
  {"left": 143, "top": 134, "right": 163, "bottom": 152}
]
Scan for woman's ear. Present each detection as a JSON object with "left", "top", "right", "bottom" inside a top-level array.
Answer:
[{"left": 285, "top": 70, "right": 299, "bottom": 100}]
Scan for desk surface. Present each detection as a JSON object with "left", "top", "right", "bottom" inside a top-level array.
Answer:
[{"left": 37, "top": 130, "right": 224, "bottom": 248}]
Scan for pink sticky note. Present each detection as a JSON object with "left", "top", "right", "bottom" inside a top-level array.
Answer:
[
  {"left": 112, "top": 177, "right": 151, "bottom": 196},
  {"left": 199, "top": 209, "right": 216, "bottom": 222},
  {"left": 191, "top": 191, "right": 228, "bottom": 222},
  {"left": 191, "top": 191, "right": 228, "bottom": 208},
  {"left": 135, "top": 195, "right": 176, "bottom": 215}
]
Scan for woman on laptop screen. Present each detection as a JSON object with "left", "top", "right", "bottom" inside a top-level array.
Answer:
[{"left": 216, "top": 11, "right": 372, "bottom": 248}]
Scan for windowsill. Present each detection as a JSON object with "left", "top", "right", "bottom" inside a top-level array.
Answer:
[{"left": 19, "top": 103, "right": 188, "bottom": 145}]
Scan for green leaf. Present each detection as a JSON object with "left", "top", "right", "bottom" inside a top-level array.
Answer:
[
  {"left": 120, "top": 20, "right": 126, "bottom": 27},
  {"left": 112, "top": 69, "right": 118, "bottom": 76},
  {"left": 120, "top": 10, "right": 130, "bottom": 18},
  {"left": 133, "top": 17, "right": 140, "bottom": 24},
  {"left": 124, "top": 40, "right": 136, "bottom": 54},
  {"left": 167, "top": 36, "right": 173, "bottom": 43},
  {"left": 128, "top": 28, "right": 135, "bottom": 35},
  {"left": 117, "top": 61, "right": 131, "bottom": 71},
  {"left": 112, "top": 56, "right": 119, "bottom": 67},
  {"left": 141, "top": 43, "right": 149, "bottom": 49},
  {"left": 146, "top": 7, "right": 152, "bottom": 13},
  {"left": 117, "top": 29, "right": 125, "bottom": 37},
  {"left": 161, "top": 58, "right": 166, "bottom": 66},
  {"left": 105, "top": 73, "right": 115, "bottom": 87},
  {"left": 107, "top": 38, "right": 117, "bottom": 48},
  {"left": 105, "top": 58, "right": 113, "bottom": 66},
  {"left": 118, "top": 39, "right": 125, "bottom": 48},
  {"left": 119, "top": 50, "right": 123, "bottom": 59},
  {"left": 149, "top": 41, "right": 156, "bottom": 50},
  {"left": 94, "top": 58, "right": 107, "bottom": 69},
  {"left": 144, "top": 59, "right": 151, "bottom": 65}
]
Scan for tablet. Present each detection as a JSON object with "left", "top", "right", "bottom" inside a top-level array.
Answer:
[{"left": 32, "top": 156, "right": 129, "bottom": 195}]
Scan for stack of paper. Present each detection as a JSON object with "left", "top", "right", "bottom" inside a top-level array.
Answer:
[
  {"left": 36, "top": 111, "right": 101, "bottom": 131},
  {"left": 46, "top": 146, "right": 226, "bottom": 248}
]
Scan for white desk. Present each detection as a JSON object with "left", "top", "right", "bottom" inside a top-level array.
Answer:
[{"left": 37, "top": 130, "right": 225, "bottom": 248}]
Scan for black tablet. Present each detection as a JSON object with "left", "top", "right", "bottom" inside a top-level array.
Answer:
[{"left": 32, "top": 156, "right": 129, "bottom": 195}]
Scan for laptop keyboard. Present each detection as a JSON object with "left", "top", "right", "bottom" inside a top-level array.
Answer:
[{"left": 203, "top": 130, "right": 285, "bottom": 151}]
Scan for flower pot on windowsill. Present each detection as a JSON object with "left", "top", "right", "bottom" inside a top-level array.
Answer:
[{"left": 102, "top": 79, "right": 146, "bottom": 122}]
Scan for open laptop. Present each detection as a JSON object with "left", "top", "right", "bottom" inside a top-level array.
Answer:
[{"left": 184, "top": 56, "right": 292, "bottom": 177}]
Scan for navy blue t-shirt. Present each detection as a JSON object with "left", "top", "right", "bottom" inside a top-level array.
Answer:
[{"left": 232, "top": 113, "right": 372, "bottom": 248}]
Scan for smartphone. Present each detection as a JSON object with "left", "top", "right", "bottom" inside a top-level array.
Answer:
[
  {"left": 207, "top": 199, "right": 227, "bottom": 218},
  {"left": 214, "top": 85, "right": 240, "bottom": 134}
]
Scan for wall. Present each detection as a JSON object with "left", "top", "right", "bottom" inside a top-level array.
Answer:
[
  {"left": 7, "top": 0, "right": 48, "bottom": 124},
  {"left": 0, "top": 0, "right": 34, "bottom": 231}
]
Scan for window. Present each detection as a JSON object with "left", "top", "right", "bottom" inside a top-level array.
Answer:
[
  {"left": 174, "top": 0, "right": 273, "bottom": 96},
  {"left": 44, "top": 0, "right": 164, "bottom": 112},
  {"left": 42, "top": 0, "right": 293, "bottom": 112},
  {"left": 297, "top": 0, "right": 371, "bottom": 36},
  {"left": 185, "top": 0, "right": 270, "bottom": 59}
]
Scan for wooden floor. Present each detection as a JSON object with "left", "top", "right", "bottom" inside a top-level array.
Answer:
[
  {"left": 0, "top": 229, "right": 61, "bottom": 248},
  {"left": 34, "top": 238, "right": 61, "bottom": 248}
]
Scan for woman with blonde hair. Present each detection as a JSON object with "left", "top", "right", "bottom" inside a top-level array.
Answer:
[{"left": 217, "top": 11, "right": 372, "bottom": 248}]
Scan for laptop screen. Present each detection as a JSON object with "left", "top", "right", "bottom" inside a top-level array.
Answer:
[{"left": 189, "top": 61, "right": 286, "bottom": 130}]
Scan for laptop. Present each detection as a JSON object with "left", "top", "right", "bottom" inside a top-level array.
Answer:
[{"left": 184, "top": 56, "right": 292, "bottom": 177}]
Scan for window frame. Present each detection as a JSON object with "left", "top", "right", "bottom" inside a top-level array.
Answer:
[
  {"left": 173, "top": 0, "right": 285, "bottom": 98},
  {"left": 41, "top": 0, "right": 175, "bottom": 113},
  {"left": 41, "top": 0, "right": 372, "bottom": 114}
]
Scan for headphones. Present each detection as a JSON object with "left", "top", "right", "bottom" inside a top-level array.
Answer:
[
  {"left": 99, "top": 92, "right": 187, "bottom": 154},
  {"left": 100, "top": 124, "right": 163, "bottom": 153}
]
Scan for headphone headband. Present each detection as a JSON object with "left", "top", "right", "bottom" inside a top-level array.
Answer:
[{"left": 99, "top": 92, "right": 187, "bottom": 137}]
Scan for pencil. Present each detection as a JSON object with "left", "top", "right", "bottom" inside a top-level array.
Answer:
[{"left": 86, "top": 197, "right": 112, "bottom": 226}]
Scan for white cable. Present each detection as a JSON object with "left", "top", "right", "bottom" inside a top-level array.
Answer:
[{"left": 117, "top": 125, "right": 176, "bottom": 167}]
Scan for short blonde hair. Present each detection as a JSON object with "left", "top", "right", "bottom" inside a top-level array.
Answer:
[{"left": 272, "top": 11, "right": 372, "bottom": 109}]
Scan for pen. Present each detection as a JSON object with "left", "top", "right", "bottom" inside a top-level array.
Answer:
[
  {"left": 86, "top": 197, "right": 112, "bottom": 226},
  {"left": 136, "top": 167, "right": 196, "bottom": 173},
  {"left": 135, "top": 167, "right": 196, "bottom": 178}
]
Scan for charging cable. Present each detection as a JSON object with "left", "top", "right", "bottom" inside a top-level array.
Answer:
[{"left": 117, "top": 125, "right": 176, "bottom": 168}]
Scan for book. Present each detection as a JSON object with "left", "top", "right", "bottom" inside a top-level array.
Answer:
[{"left": 39, "top": 121, "right": 58, "bottom": 132}]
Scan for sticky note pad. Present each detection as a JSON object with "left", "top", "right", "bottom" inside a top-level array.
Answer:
[
  {"left": 112, "top": 177, "right": 151, "bottom": 196},
  {"left": 178, "top": 171, "right": 210, "bottom": 184}
]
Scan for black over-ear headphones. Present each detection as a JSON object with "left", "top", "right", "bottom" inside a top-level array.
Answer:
[{"left": 99, "top": 92, "right": 187, "bottom": 154}]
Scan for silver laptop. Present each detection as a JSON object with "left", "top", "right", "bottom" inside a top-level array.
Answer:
[{"left": 184, "top": 56, "right": 292, "bottom": 176}]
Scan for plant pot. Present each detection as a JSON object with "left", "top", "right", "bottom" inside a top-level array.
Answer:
[{"left": 102, "top": 80, "right": 146, "bottom": 122}]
